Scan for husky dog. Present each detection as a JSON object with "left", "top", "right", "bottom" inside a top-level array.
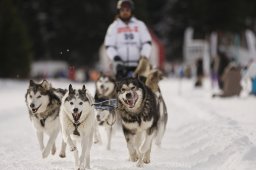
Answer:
[
  {"left": 133, "top": 56, "right": 152, "bottom": 82},
  {"left": 145, "top": 69, "right": 168, "bottom": 146},
  {"left": 25, "top": 80, "right": 66, "bottom": 158},
  {"left": 95, "top": 74, "right": 116, "bottom": 101},
  {"left": 60, "top": 84, "right": 95, "bottom": 170},
  {"left": 116, "top": 77, "right": 159, "bottom": 167},
  {"left": 135, "top": 58, "right": 168, "bottom": 147},
  {"left": 94, "top": 74, "right": 118, "bottom": 150}
]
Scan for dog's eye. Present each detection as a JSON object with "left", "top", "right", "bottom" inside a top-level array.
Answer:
[
  {"left": 70, "top": 102, "right": 73, "bottom": 105},
  {"left": 37, "top": 95, "right": 41, "bottom": 98},
  {"left": 121, "top": 88, "right": 125, "bottom": 93},
  {"left": 131, "top": 86, "right": 136, "bottom": 90},
  {"left": 79, "top": 102, "right": 83, "bottom": 105},
  {"left": 29, "top": 95, "right": 32, "bottom": 98}
]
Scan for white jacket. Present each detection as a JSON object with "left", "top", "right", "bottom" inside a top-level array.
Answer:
[{"left": 104, "top": 17, "right": 152, "bottom": 66}]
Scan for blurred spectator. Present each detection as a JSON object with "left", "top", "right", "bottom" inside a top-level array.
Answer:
[
  {"left": 242, "top": 59, "right": 256, "bottom": 95},
  {"left": 184, "top": 65, "right": 192, "bottom": 78},
  {"left": 216, "top": 51, "right": 230, "bottom": 90},
  {"left": 213, "top": 62, "right": 242, "bottom": 97},
  {"left": 194, "top": 58, "right": 204, "bottom": 87},
  {"left": 210, "top": 57, "right": 219, "bottom": 88}
]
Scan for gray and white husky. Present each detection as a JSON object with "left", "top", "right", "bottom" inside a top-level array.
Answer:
[
  {"left": 60, "top": 84, "right": 95, "bottom": 170},
  {"left": 94, "top": 74, "right": 118, "bottom": 150},
  {"left": 25, "top": 80, "right": 66, "bottom": 158},
  {"left": 116, "top": 77, "right": 160, "bottom": 167}
]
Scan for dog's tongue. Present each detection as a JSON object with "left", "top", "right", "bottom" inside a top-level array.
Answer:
[
  {"left": 72, "top": 113, "right": 81, "bottom": 122},
  {"left": 127, "top": 99, "right": 135, "bottom": 107}
]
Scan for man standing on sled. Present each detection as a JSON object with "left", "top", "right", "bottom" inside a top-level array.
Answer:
[{"left": 104, "top": 0, "right": 152, "bottom": 80}]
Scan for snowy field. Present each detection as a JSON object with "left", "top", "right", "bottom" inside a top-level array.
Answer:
[{"left": 0, "top": 78, "right": 256, "bottom": 170}]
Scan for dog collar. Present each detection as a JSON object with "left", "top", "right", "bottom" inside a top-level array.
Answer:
[
  {"left": 40, "top": 118, "right": 46, "bottom": 127},
  {"left": 73, "top": 122, "right": 81, "bottom": 136}
]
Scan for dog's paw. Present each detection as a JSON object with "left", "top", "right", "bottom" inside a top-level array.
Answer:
[
  {"left": 106, "top": 145, "right": 111, "bottom": 150},
  {"left": 42, "top": 148, "right": 51, "bottom": 159},
  {"left": 70, "top": 146, "right": 77, "bottom": 152},
  {"left": 59, "top": 152, "right": 66, "bottom": 158},
  {"left": 129, "top": 153, "right": 138, "bottom": 162},
  {"left": 136, "top": 160, "right": 144, "bottom": 168},
  {"left": 155, "top": 140, "right": 162, "bottom": 147},
  {"left": 143, "top": 157, "right": 150, "bottom": 164},
  {"left": 75, "top": 165, "right": 85, "bottom": 170},
  {"left": 51, "top": 145, "right": 56, "bottom": 155},
  {"left": 93, "top": 139, "right": 100, "bottom": 144},
  {"left": 93, "top": 137, "right": 102, "bottom": 144}
]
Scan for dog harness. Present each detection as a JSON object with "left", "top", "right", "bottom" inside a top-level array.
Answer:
[
  {"left": 73, "top": 122, "right": 81, "bottom": 136},
  {"left": 93, "top": 99, "right": 117, "bottom": 111},
  {"left": 40, "top": 118, "right": 46, "bottom": 127}
]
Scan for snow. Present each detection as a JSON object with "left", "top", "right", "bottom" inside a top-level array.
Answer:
[{"left": 0, "top": 78, "right": 256, "bottom": 170}]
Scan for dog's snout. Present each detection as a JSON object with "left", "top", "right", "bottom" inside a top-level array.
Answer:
[
  {"left": 30, "top": 103, "right": 35, "bottom": 108},
  {"left": 73, "top": 108, "right": 78, "bottom": 113},
  {"left": 126, "top": 92, "right": 132, "bottom": 99}
]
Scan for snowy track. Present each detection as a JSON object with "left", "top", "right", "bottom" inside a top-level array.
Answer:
[{"left": 0, "top": 78, "right": 255, "bottom": 170}]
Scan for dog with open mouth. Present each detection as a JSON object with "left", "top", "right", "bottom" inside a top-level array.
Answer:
[
  {"left": 116, "top": 77, "right": 160, "bottom": 167},
  {"left": 60, "top": 84, "right": 95, "bottom": 170},
  {"left": 25, "top": 80, "right": 66, "bottom": 159}
]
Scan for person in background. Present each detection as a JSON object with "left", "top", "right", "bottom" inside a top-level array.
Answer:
[
  {"left": 104, "top": 0, "right": 152, "bottom": 80},
  {"left": 194, "top": 58, "right": 204, "bottom": 87},
  {"left": 216, "top": 51, "right": 230, "bottom": 90},
  {"left": 242, "top": 59, "right": 256, "bottom": 95},
  {"left": 212, "top": 62, "right": 242, "bottom": 98}
]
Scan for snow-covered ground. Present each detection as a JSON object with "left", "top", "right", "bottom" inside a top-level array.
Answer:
[{"left": 0, "top": 78, "right": 256, "bottom": 170}]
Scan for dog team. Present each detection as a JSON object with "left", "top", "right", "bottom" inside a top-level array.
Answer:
[{"left": 25, "top": 57, "right": 168, "bottom": 169}]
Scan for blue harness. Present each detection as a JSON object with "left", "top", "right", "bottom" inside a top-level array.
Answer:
[{"left": 93, "top": 99, "right": 117, "bottom": 111}]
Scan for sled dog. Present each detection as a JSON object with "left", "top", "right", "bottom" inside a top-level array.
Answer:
[
  {"left": 145, "top": 69, "right": 168, "bottom": 146},
  {"left": 133, "top": 56, "right": 152, "bottom": 82},
  {"left": 25, "top": 80, "right": 66, "bottom": 158},
  {"left": 94, "top": 74, "right": 118, "bottom": 150},
  {"left": 60, "top": 84, "right": 95, "bottom": 169},
  {"left": 116, "top": 77, "right": 159, "bottom": 167}
]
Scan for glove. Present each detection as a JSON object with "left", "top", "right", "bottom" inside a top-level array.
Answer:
[{"left": 114, "top": 56, "right": 122, "bottom": 62}]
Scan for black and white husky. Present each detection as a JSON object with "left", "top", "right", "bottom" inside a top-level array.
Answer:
[
  {"left": 145, "top": 69, "right": 168, "bottom": 146},
  {"left": 116, "top": 77, "right": 160, "bottom": 167},
  {"left": 25, "top": 80, "right": 66, "bottom": 158},
  {"left": 134, "top": 58, "right": 168, "bottom": 147},
  {"left": 94, "top": 74, "right": 118, "bottom": 150},
  {"left": 60, "top": 84, "right": 95, "bottom": 170}
]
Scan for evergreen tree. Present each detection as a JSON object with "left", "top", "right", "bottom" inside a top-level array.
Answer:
[{"left": 0, "top": 0, "right": 32, "bottom": 78}]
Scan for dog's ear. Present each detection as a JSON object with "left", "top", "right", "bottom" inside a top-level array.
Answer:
[
  {"left": 82, "top": 85, "right": 86, "bottom": 93},
  {"left": 109, "top": 75, "right": 116, "bottom": 82},
  {"left": 41, "top": 80, "right": 51, "bottom": 90},
  {"left": 29, "top": 80, "right": 35, "bottom": 86},
  {"left": 115, "top": 81, "right": 121, "bottom": 91},
  {"left": 158, "top": 70, "right": 164, "bottom": 80},
  {"left": 68, "top": 84, "right": 74, "bottom": 93}
]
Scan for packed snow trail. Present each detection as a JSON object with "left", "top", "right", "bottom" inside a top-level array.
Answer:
[{"left": 0, "top": 79, "right": 255, "bottom": 170}]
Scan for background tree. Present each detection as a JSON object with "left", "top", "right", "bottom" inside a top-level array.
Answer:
[
  {"left": 0, "top": 0, "right": 32, "bottom": 78},
  {"left": 2, "top": 0, "right": 256, "bottom": 78}
]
